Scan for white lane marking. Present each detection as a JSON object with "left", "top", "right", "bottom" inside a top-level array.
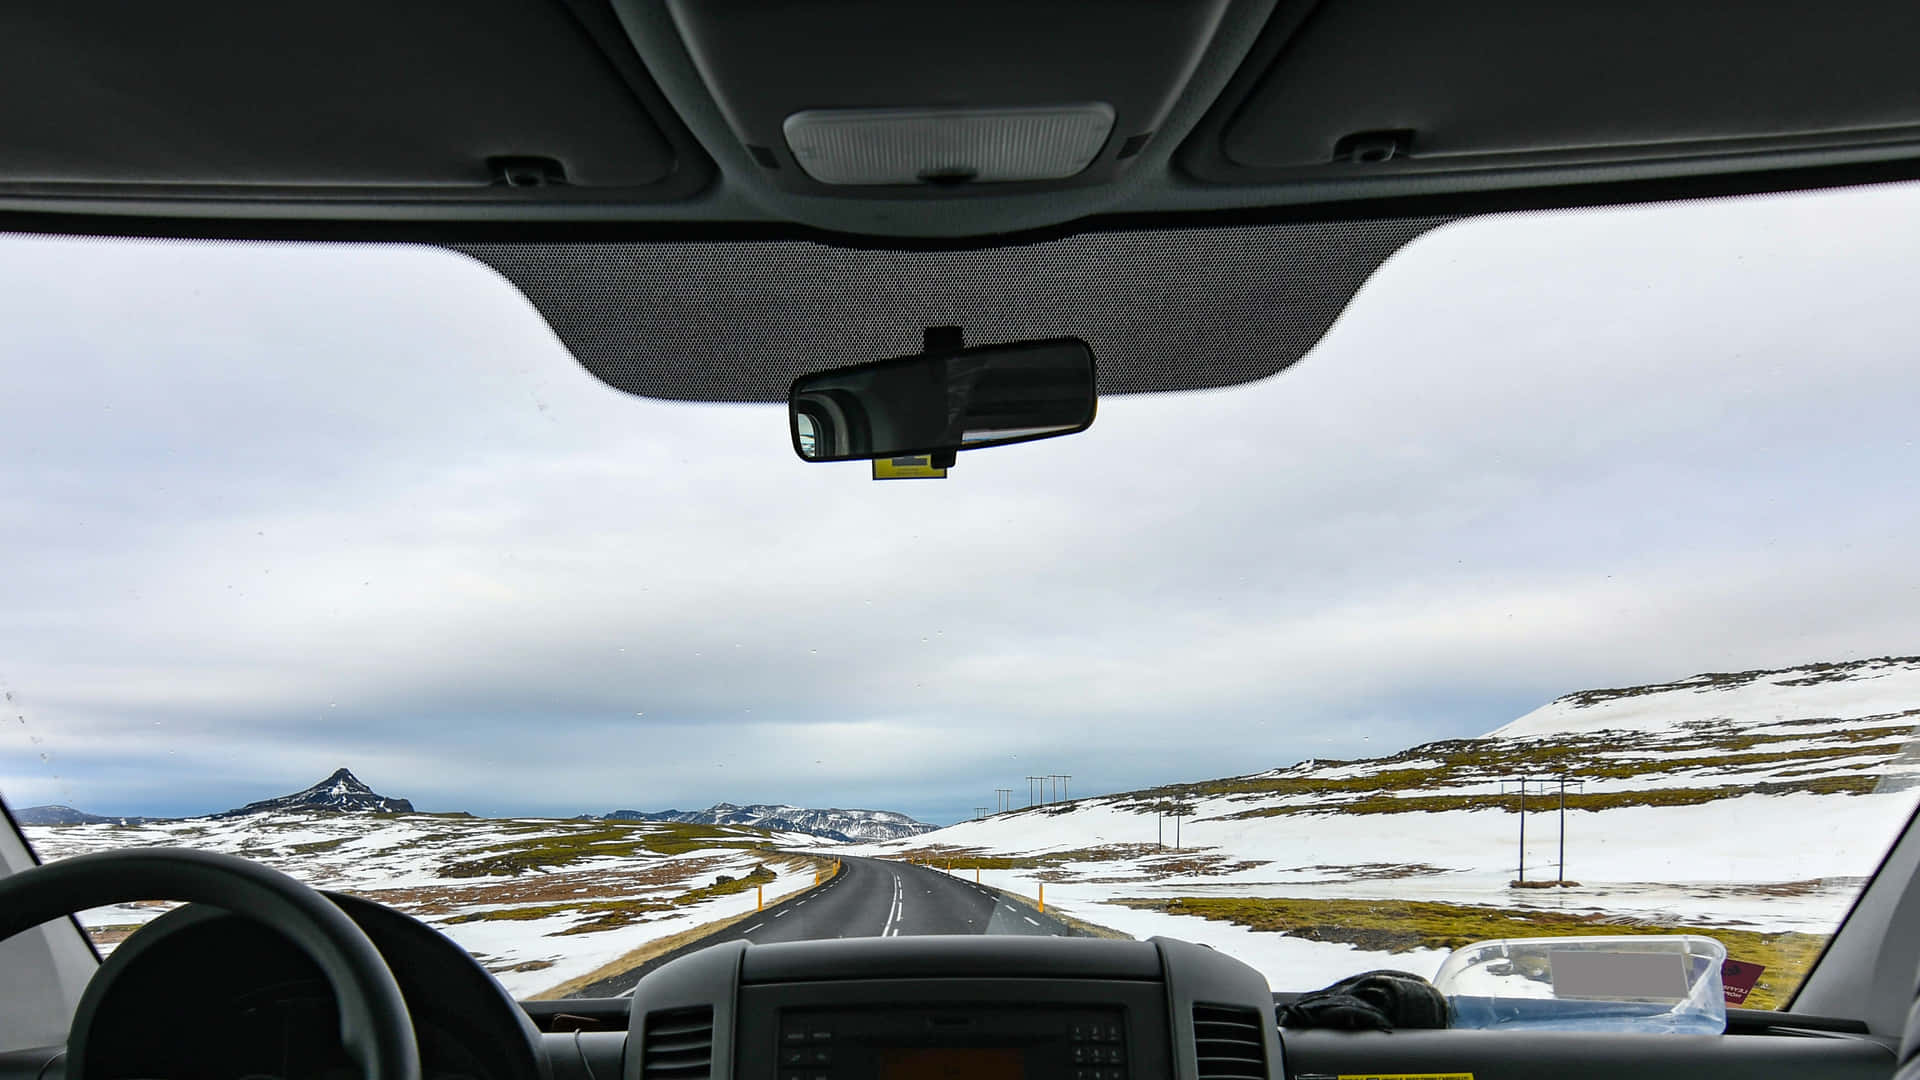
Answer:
[
  {"left": 743, "top": 923, "right": 763, "bottom": 933},
  {"left": 1024, "top": 916, "right": 1039, "bottom": 926},
  {"left": 775, "top": 910, "right": 788, "bottom": 918},
  {"left": 880, "top": 873, "right": 905, "bottom": 937},
  {"left": 798, "top": 900, "right": 808, "bottom": 906}
]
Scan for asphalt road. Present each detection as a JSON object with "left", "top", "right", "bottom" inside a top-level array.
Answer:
[{"left": 572, "top": 855, "right": 1076, "bottom": 997}]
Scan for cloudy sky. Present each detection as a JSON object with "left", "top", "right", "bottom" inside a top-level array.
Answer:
[{"left": 3, "top": 182, "right": 1918, "bottom": 823}]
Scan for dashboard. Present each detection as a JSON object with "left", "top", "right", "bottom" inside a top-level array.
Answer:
[
  {"left": 623, "top": 937, "right": 1266, "bottom": 1080},
  {"left": 3, "top": 896, "right": 1902, "bottom": 1080}
]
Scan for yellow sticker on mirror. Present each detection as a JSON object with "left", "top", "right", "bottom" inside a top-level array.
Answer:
[{"left": 873, "top": 456, "right": 947, "bottom": 480}]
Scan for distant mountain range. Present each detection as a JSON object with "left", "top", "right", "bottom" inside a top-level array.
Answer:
[
  {"left": 598, "top": 802, "right": 936, "bottom": 843},
  {"left": 9, "top": 805, "right": 164, "bottom": 826},
  {"left": 11, "top": 767, "right": 414, "bottom": 825},
  {"left": 12, "top": 771, "right": 930, "bottom": 842}
]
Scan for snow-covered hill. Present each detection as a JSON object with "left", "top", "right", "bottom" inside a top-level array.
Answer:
[
  {"left": 24, "top": 811, "right": 827, "bottom": 997},
  {"left": 847, "top": 656, "right": 1920, "bottom": 1006},
  {"left": 601, "top": 802, "right": 935, "bottom": 842},
  {"left": 217, "top": 768, "right": 415, "bottom": 816}
]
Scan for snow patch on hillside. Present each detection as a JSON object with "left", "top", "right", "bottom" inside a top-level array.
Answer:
[
  {"left": 26, "top": 812, "right": 820, "bottom": 996},
  {"left": 852, "top": 656, "right": 1920, "bottom": 994}
]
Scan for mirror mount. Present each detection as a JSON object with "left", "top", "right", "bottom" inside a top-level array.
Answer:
[
  {"left": 924, "top": 325, "right": 964, "bottom": 472},
  {"left": 923, "top": 324, "right": 964, "bottom": 355}
]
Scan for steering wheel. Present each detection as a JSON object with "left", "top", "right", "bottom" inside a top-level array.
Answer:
[{"left": 0, "top": 847, "right": 421, "bottom": 1080}]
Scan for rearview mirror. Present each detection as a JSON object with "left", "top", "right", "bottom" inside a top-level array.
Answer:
[{"left": 789, "top": 337, "right": 1096, "bottom": 463}]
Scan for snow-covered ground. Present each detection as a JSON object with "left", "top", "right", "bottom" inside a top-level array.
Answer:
[
  {"left": 24, "top": 812, "right": 824, "bottom": 997},
  {"left": 848, "top": 657, "right": 1920, "bottom": 991},
  {"left": 23, "top": 657, "right": 1920, "bottom": 999}
]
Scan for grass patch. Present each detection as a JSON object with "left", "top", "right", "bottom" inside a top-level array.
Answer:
[
  {"left": 445, "top": 898, "right": 674, "bottom": 925},
  {"left": 641, "top": 822, "right": 767, "bottom": 855},
  {"left": 1227, "top": 775, "right": 1881, "bottom": 818},
  {"left": 1118, "top": 896, "right": 1824, "bottom": 1010},
  {"left": 672, "top": 864, "right": 776, "bottom": 906},
  {"left": 439, "top": 821, "right": 774, "bottom": 878},
  {"left": 441, "top": 827, "right": 653, "bottom": 877},
  {"left": 287, "top": 837, "right": 349, "bottom": 856},
  {"left": 1110, "top": 708, "right": 1916, "bottom": 812},
  {"left": 890, "top": 844, "right": 1164, "bottom": 871},
  {"left": 446, "top": 865, "right": 783, "bottom": 935}
]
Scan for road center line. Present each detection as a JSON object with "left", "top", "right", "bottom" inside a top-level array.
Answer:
[
  {"left": 742, "top": 923, "right": 763, "bottom": 933},
  {"left": 1023, "top": 916, "right": 1039, "bottom": 926}
]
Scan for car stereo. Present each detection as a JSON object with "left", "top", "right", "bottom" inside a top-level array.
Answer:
[{"left": 776, "top": 1006, "right": 1131, "bottom": 1080}]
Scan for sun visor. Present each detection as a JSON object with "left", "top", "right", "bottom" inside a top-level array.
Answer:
[
  {"left": 1185, "top": 0, "right": 1920, "bottom": 187},
  {"left": 0, "top": 0, "right": 709, "bottom": 199},
  {"left": 451, "top": 217, "right": 1448, "bottom": 404}
]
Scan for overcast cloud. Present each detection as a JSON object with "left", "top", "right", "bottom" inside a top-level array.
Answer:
[{"left": 3, "top": 183, "right": 1919, "bottom": 822}]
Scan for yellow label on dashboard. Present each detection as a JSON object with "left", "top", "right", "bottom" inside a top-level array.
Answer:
[{"left": 1336, "top": 1074, "right": 1474, "bottom": 1080}]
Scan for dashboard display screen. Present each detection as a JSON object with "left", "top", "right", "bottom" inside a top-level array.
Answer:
[{"left": 879, "top": 1048, "right": 1025, "bottom": 1080}]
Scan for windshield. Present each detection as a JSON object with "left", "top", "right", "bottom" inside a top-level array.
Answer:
[{"left": 5, "top": 184, "right": 1919, "bottom": 1009}]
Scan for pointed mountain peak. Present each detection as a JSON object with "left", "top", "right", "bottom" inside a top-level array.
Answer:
[{"left": 219, "top": 768, "right": 414, "bottom": 817}]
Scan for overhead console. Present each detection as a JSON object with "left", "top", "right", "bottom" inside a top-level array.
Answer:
[
  {"left": 6, "top": 0, "right": 1920, "bottom": 236},
  {"left": 1182, "top": 0, "right": 1920, "bottom": 195},
  {"left": 653, "top": 0, "right": 1233, "bottom": 197}
]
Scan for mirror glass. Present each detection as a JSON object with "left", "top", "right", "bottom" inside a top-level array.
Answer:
[{"left": 789, "top": 338, "right": 1096, "bottom": 463}]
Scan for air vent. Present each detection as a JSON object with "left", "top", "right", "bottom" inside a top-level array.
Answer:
[
  {"left": 641, "top": 1006, "right": 715, "bottom": 1080},
  {"left": 1192, "top": 1004, "right": 1266, "bottom": 1080}
]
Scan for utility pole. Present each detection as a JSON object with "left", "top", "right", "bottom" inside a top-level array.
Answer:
[
  {"left": 1555, "top": 774, "right": 1585, "bottom": 883},
  {"left": 1500, "top": 778, "right": 1547, "bottom": 884},
  {"left": 974, "top": 806, "right": 990, "bottom": 821},
  {"left": 996, "top": 788, "right": 1012, "bottom": 813},
  {"left": 1026, "top": 776, "right": 1044, "bottom": 807},
  {"left": 1047, "top": 774, "right": 1069, "bottom": 804}
]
